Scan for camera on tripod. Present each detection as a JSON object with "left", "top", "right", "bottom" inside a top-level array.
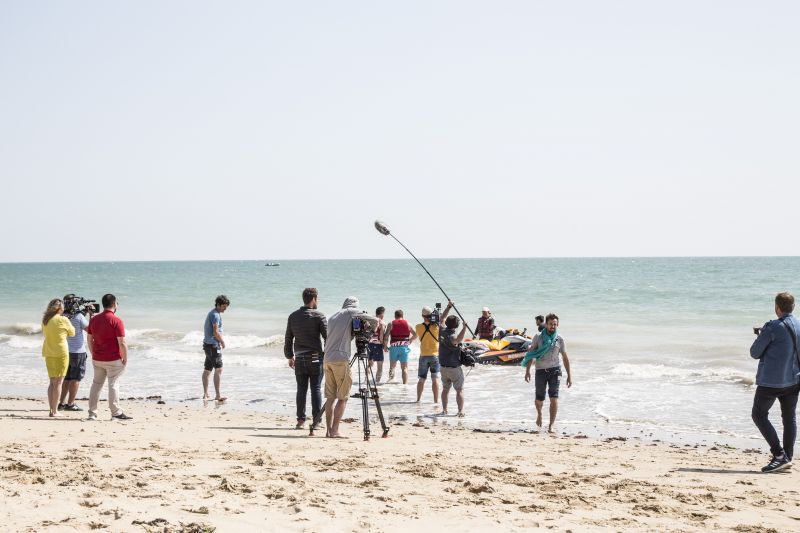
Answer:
[
  {"left": 351, "top": 316, "right": 376, "bottom": 358},
  {"left": 63, "top": 294, "right": 100, "bottom": 317},
  {"left": 429, "top": 302, "right": 442, "bottom": 324}
]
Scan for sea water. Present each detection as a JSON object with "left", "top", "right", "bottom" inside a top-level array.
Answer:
[{"left": 1, "top": 257, "right": 797, "bottom": 447}]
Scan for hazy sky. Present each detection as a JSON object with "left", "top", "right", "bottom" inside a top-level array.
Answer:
[{"left": 1, "top": 1, "right": 798, "bottom": 261}]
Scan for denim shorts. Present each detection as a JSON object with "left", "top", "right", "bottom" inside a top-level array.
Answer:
[
  {"left": 535, "top": 366, "right": 561, "bottom": 401},
  {"left": 65, "top": 352, "right": 88, "bottom": 381},
  {"left": 418, "top": 355, "right": 441, "bottom": 379},
  {"left": 203, "top": 343, "right": 223, "bottom": 370},
  {"left": 367, "top": 343, "right": 384, "bottom": 362}
]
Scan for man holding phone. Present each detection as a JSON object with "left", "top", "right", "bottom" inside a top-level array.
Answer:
[{"left": 750, "top": 292, "right": 800, "bottom": 473}]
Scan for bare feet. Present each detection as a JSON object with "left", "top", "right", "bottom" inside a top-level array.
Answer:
[
  {"left": 457, "top": 411, "right": 465, "bottom": 417},
  {"left": 49, "top": 412, "right": 59, "bottom": 418},
  {"left": 439, "top": 410, "right": 448, "bottom": 416},
  {"left": 215, "top": 396, "right": 227, "bottom": 403},
  {"left": 536, "top": 412, "right": 543, "bottom": 428},
  {"left": 548, "top": 425, "right": 555, "bottom": 433},
  {"left": 328, "top": 433, "right": 347, "bottom": 438}
]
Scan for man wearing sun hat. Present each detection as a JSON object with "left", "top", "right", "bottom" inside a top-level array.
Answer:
[{"left": 474, "top": 307, "right": 495, "bottom": 341}]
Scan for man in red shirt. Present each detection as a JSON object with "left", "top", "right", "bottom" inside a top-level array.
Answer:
[{"left": 86, "top": 294, "right": 132, "bottom": 421}]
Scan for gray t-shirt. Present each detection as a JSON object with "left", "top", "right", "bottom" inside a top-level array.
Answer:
[
  {"left": 531, "top": 333, "right": 566, "bottom": 370},
  {"left": 324, "top": 307, "right": 378, "bottom": 363}
]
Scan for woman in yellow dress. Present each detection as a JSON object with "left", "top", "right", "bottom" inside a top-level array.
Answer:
[{"left": 41, "top": 299, "right": 75, "bottom": 417}]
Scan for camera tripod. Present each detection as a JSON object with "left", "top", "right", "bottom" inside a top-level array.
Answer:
[{"left": 309, "top": 349, "right": 390, "bottom": 441}]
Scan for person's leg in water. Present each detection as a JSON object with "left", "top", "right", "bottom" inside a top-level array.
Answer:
[
  {"left": 441, "top": 383, "right": 450, "bottom": 414},
  {"left": 202, "top": 369, "right": 211, "bottom": 400},
  {"left": 456, "top": 389, "right": 465, "bottom": 416},
  {"left": 416, "top": 377, "right": 426, "bottom": 402},
  {"left": 374, "top": 360, "right": 383, "bottom": 384},
  {"left": 213, "top": 368, "right": 226, "bottom": 402},
  {"left": 548, "top": 398, "right": 558, "bottom": 433},
  {"left": 431, "top": 375, "right": 440, "bottom": 404},
  {"left": 400, "top": 362, "right": 408, "bottom": 384},
  {"left": 534, "top": 399, "right": 544, "bottom": 429}
]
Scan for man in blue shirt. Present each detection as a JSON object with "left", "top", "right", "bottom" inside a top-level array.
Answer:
[
  {"left": 203, "top": 295, "right": 230, "bottom": 403},
  {"left": 750, "top": 292, "right": 800, "bottom": 473}
]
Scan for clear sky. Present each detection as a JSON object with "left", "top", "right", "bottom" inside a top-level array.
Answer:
[{"left": 1, "top": 1, "right": 797, "bottom": 261}]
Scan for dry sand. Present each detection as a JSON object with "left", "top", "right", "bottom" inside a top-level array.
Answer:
[{"left": 1, "top": 397, "right": 798, "bottom": 532}]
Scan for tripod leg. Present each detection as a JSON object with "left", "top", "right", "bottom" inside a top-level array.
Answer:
[
  {"left": 360, "top": 357, "right": 371, "bottom": 441},
  {"left": 309, "top": 403, "right": 325, "bottom": 437},
  {"left": 365, "top": 358, "right": 390, "bottom": 438}
]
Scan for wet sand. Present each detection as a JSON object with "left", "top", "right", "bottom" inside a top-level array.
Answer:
[{"left": 1, "top": 397, "right": 797, "bottom": 532}]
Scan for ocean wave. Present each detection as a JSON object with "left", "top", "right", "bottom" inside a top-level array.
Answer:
[
  {"left": 0, "top": 334, "right": 42, "bottom": 350},
  {"left": 610, "top": 363, "right": 753, "bottom": 386},
  {"left": 6, "top": 323, "right": 43, "bottom": 335},
  {"left": 126, "top": 329, "right": 184, "bottom": 342},
  {"left": 135, "top": 347, "right": 286, "bottom": 368},
  {"left": 179, "top": 331, "right": 284, "bottom": 350}
]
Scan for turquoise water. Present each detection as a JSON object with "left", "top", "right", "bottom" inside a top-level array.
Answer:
[{"left": 1, "top": 258, "right": 797, "bottom": 446}]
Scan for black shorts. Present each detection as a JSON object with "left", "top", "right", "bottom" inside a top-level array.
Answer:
[
  {"left": 203, "top": 343, "right": 223, "bottom": 371},
  {"left": 64, "top": 352, "right": 87, "bottom": 381},
  {"left": 535, "top": 367, "right": 561, "bottom": 401},
  {"left": 367, "top": 343, "right": 384, "bottom": 362}
]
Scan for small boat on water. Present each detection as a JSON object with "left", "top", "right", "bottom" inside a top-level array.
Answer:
[{"left": 264, "top": 262, "right": 280, "bottom": 267}]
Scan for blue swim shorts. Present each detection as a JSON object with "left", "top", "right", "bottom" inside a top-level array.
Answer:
[{"left": 389, "top": 345, "right": 410, "bottom": 364}]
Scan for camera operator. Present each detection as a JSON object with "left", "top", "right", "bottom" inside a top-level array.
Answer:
[
  {"left": 323, "top": 297, "right": 378, "bottom": 438},
  {"left": 412, "top": 301, "right": 453, "bottom": 404},
  {"left": 749, "top": 292, "right": 800, "bottom": 473},
  {"left": 284, "top": 288, "right": 327, "bottom": 430},
  {"left": 439, "top": 315, "right": 469, "bottom": 417},
  {"left": 58, "top": 294, "right": 95, "bottom": 412}
]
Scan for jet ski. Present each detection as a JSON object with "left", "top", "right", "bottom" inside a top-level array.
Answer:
[{"left": 465, "top": 328, "right": 532, "bottom": 366}]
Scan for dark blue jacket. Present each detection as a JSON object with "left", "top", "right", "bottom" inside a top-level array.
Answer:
[{"left": 750, "top": 313, "right": 800, "bottom": 388}]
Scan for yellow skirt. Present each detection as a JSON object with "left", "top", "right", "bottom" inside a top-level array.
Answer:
[{"left": 44, "top": 356, "right": 68, "bottom": 378}]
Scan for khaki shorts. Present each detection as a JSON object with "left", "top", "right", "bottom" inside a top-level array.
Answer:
[
  {"left": 324, "top": 360, "right": 352, "bottom": 401},
  {"left": 440, "top": 366, "right": 464, "bottom": 392},
  {"left": 44, "top": 356, "right": 68, "bottom": 378}
]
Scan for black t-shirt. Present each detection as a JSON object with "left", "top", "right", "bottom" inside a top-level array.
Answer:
[{"left": 438, "top": 327, "right": 460, "bottom": 367}]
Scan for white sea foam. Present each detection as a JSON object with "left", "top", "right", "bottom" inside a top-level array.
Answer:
[
  {"left": 11, "top": 323, "right": 42, "bottom": 335},
  {"left": 126, "top": 329, "right": 184, "bottom": 342},
  {"left": 0, "top": 334, "right": 42, "bottom": 350},
  {"left": 135, "top": 346, "right": 285, "bottom": 368},
  {"left": 179, "top": 331, "right": 283, "bottom": 350},
  {"left": 610, "top": 363, "right": 753, "bottom": 386}
]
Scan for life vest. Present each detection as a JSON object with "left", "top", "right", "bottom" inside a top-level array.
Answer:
[
  {"left": 477, "top": 316, "right": 495, "bottom": 339},
  {"left": 390, "top": 319, "right": 411, "bottom": 343}
]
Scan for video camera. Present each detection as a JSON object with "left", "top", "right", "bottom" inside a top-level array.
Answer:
[
  {"left": 63, "top": 294, "right": 100, "bottom": 317},
  {"left": 351, "top": 316, "right": 376, "bottom": 358},
  {"left": 429, "top": 302, "right": 442, "bottom": 324}
]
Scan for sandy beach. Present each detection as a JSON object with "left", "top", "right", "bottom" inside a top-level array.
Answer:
[{"left": 1, "top": 397, "right": 798, "bottom": 532}]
